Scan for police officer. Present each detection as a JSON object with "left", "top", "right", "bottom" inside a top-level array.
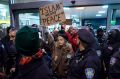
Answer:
[
  {"left": 109, "top": 48, "right": 120, "bottom": 79},
  {"left": 108, "top": 29, "right": 120, "bottom": 79},
  {"left": 68, "top": 29, "right": 101, "bottom": 79},
  {"left": 102, "top": 29, "right": 120, "bottom": 77}
]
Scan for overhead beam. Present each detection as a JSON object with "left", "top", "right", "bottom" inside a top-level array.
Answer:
[{"left": 0, "top": 0, "right": 9, "bottom": 5}]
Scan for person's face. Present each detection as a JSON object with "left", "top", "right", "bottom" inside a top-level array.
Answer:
[
  {"left": 69, "top": 28, "right": 73, "bottom": 34},
  {"left": 77, "top": 38, "right": 86, "bottom": 51},
  {"left": 57, "top": 36, "right": 65, "bottom": 46},
  {"left": 9, "top": 30, "right": 17, "bottom": 41}
]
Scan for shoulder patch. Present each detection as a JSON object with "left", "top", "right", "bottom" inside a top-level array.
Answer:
[
  {"left": 85, "top": 68, "right": 95, "bottom": 79},
  {"left": 108, "top": 46, "right": 113, "bottom": 50},
  {"left": 96, "top": 50, "right": 101, "bottom": 57},
  {"left": 1, "top": 44, "right": 4, "bottom": 49},
  {"left": 110, "top": 57, "right": 117, "bottom": 66}
]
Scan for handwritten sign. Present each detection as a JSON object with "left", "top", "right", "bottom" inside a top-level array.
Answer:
[{"left": 40, "top": 2, "right": 66, "bottom": 26}]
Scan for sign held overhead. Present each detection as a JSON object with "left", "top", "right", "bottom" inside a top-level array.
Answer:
[{"left": 40, "top": 2, "right": 66, "bottom": 26}]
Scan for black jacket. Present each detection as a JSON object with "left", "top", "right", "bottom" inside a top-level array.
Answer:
[
  {"left": 1, "top": 36, "right": 16, "bottom": 74},
  {"left": 109, "top": 47, "right": 120, "bottom": 79},
  {"left": 0, "top": 40, "right": 7, "bottom": 67},
  {"left": 1, "top": 36, "right": 16, "bottom": 55},
  {"left": 68, "top": 48, "right": 101, "bottom": 79},
  {"left": 15, "top": 57, "right": 52, "bottom": 79},
  {"left": 102, "top": 43, "right": 120, "bottom": 74}
]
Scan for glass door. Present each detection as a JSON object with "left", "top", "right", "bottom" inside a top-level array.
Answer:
[
  {"left": 19, "top": 13, "right": 40, "bottom": 28},
  {"left": 13, "top": 9, "right": 40, "bottom": 28}
]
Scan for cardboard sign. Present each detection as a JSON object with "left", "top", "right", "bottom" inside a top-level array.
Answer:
[
  {"left": 61, "top": 19, "right": 72, "bottom": 25},
  {"left": 40, "top": 2, "right": 66, "bottom": 26}
]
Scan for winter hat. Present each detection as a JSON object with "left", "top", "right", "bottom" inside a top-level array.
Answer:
[
  {"left": 58, "top": 30, "right": 68, "bottom": 41},
  {"left": 108, "top": 29, "right": 120, "bottom": 43},
  {"left": 15, "top": 26, "right": 40, "bottom": 56},
  {"left": 77, "top": 29, "right": 96, "bottom": 45}
]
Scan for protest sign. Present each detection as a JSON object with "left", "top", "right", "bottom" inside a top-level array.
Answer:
[{"left": 40, "top": 2, "right": 66, "bottom": 26}]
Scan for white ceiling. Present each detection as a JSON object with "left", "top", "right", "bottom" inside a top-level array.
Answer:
[
  {"left": 1, "top": 0, "right": 120, "bottom": 19},
  {"left": 10, "top": 0, "right": 120, "bottom": 19},
  {"left": 11, "top": 0, "right": 120, "bottom": 5},
  {"left": 63, "top": 0, "right": 120, "bottom": 6}
]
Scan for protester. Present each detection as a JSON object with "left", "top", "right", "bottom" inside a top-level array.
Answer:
[
  {"left": 51, "top": 30, "right": 73, "bottom": 79},
  {"left": 66, "top": 26, "right": 78, "bottom": 52},
  {"left": 1, "top": 27, "right": 17, "bottom": 76},
  {"left": 14, "top": 26, "right": 52, "bottom": 79},
  {"left": 96, "top": 28, "right": 105, "bottom": 48}
]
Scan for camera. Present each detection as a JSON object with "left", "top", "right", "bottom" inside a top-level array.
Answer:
[{"left": 71, "top": 0, "right": 76, "bottom": 5}]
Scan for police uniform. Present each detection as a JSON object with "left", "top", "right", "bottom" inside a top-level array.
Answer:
[
  {"left": 109, "top": 48, "right": 120, "bottom": 79},
  {"left": 68, "top": 48, "right": 101, "bottom": 79},
  {"left": 102, "top": 29, "right": 120, "bottom": 77}
]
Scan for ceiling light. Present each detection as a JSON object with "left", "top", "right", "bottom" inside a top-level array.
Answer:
[
  {"left": 102, "top": 5, "right": 108, "bottom": 9},
  {"left": 64, "top": 7, "right": 70, "bottom": 10},
  {"left": 96, "top": 14, "right": 102, "bottom": 17},
  {"left": 71, "top": 15, "right": 77, "bottom": 17},
  {"left": 98, "top": 11, "right": 106, "bottom": 13},
  {"left": 76, "top": 7, "right": 85, "bottom": 10}
]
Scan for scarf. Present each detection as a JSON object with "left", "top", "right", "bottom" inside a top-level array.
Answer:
[{"left": 19, "top": 50, "right": 43, "bottom": 65}]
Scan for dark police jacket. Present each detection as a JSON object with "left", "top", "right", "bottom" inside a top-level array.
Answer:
[
  {"left": 68, "top": 48, "right": 101, "bottom": 79},
  {"left": 15, "top": 58, "right": 52, "bottom": 79},
  {"left": 109, "top": 48, "right": 120, "bottom": 79},
  {"left": 102, "top": 43, "right": 120, "bottom": 74}
]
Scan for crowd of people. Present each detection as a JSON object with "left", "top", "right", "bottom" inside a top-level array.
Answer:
[{"left": 0, "top": 25, "right": 120, "bottom": 79}]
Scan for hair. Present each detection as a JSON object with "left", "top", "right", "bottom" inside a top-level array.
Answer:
[
  {"left": 79, "top": 39, "right": 88, "bottom": 49},
  {"left": 6, "top": 27, "right": 11, "bottom": 35},
  {"left": 97, "top": 28, "right": 104, "bottom": 34},
  {"left": 68, "top": 26, "right": 74, "bottom": 33},
  {"left": 6, "top": 27, "right": 16, "bottom": 35},
  {"left": 9, "top": 27, "right": 16, "bottom": 32}
]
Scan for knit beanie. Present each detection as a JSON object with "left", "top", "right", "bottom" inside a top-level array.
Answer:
[{"left": 15, "top": 26, "right": 40, "bottom": 56}]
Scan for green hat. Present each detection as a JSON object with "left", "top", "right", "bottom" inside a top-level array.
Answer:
[{"left": 15, "top": 26, "right": 40, "bottom": 56}]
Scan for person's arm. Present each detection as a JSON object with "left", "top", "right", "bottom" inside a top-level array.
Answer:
[{"left": 47, "top": 33, "right": 55, "bottom": 53}]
